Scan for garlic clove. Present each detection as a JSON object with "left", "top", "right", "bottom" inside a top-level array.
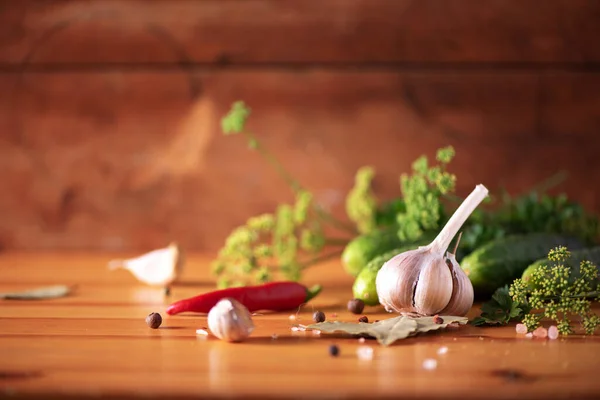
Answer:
[
  {"left": 208, "top": 298, "right": 255, "bottom": 342},
  {"left": 108, "top": 242, "right": 183, "bottom": 287},
  {"left": 439, "top": 252, "right": 474, "bottom": 316},
  {"left": 413, "top": 254, "right": 454, "bottom": 315},
  {"left": 376, "top": 249, "right": 423, "bottom": 313}
]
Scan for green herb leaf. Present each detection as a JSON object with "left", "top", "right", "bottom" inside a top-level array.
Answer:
[{"left": 471, "top": 285, "right": 529, "bottom": 326}]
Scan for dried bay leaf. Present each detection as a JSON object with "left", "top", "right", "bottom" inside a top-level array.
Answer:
[
  {"left": 307, "top": 315, "right": 468, "bottom": 346},
  {"left": 413, "top": 316, "right": 469, "bottom": 334},
  {"left": 0, "top": 285, "right": 72, "bottom": 300},
  {"left": 372, "top": 317, "right": 418, "bottom": 346},
  {"left": 308, "top": 319, "right": 385, "bottom": 337}
]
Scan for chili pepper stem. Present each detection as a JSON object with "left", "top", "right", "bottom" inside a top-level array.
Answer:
[{"left": 305, "top": 285, "right": 322, "bottom": 302}]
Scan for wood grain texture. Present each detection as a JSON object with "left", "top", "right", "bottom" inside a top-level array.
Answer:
[
  {"left": 1, "top": 70, "right": 599, "bottom": 252},
  {"left": 1, "top": 252, "right": 600, "bottom": 400},
  {"left": 1, "top": 0, "right": 600, "bottom": 253},
  {"left": 1, "top": 0, "right": 600, "bottom": 65}
]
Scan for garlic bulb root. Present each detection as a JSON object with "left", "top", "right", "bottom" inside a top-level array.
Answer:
[{"left": 376, "top": 184, "right": 488, "bottom": 316}]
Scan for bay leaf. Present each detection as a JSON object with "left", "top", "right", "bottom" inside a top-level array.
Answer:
[
  {"left": 306, "top": 319, "right": 385, "bottom": 337},
  {"left": 371, "top": 316, "right": 418, "bottom": 346},
  {"left": 307, "top": 315, "right": 468, "bottom": 346},
  {"left": 0, "top": 285, "right": 72, "bottom": 300},
  {"left": 412, "top": 316, "right": 468, "bottom": 335}
]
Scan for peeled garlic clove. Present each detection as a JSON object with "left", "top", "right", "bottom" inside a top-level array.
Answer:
[
  {"left": 208, "top": 298, "right": 255, "bottom": 342},
  {"left": 439, "top": 252, "right": 474, "bottom": 316},
  {"left": 108, "top": 242, "right": 183, "bottom": 287}
]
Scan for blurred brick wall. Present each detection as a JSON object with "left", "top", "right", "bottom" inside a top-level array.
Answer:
[{"left": 0, "top": 0, "right": 599, "bottom": 252}]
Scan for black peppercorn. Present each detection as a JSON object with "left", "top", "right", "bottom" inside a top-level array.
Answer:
[
  {"left": 313, "top": 310, "right": 326, "bottom": 323},
  {"left": 146, "top": 312, "right": 162, "bottom": 329},
  {"left": 328, "top": 344, "right": 340, "bottom": 357},
  {"left": 358, "top": 316, "right": 369, "bottom": 323},
  {"left": 347, "top": 298, "right": 365, "bottom": 314},
  {"left": 433, "top": 315, "right": 444, "bottom": 324}
]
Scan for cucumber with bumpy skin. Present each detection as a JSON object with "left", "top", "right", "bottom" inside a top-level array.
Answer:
[
  {"left": 461, "top": 233, "right": 585, "bottom": 297},
  {"left": 522, "top": 246, "right": 600, "bottom": 284}
]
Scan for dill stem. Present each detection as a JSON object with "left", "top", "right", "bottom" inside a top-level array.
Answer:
[{"left": 243, "top": 131, "right": 358, "bottom": 235}]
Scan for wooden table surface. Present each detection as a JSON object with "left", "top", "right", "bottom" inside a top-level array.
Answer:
[{"left": 1, "top": 252, "right": 600, "bottom": 400}]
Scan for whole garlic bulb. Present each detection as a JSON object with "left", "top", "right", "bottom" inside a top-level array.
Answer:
[
  {"left": 376, "top": 184, "right": 488, "bottom": 316},
  {"left": 208, "top": 298, "right": 255, "bottom": 342}
]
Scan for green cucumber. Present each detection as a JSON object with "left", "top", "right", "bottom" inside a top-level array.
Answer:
[
  {"left": 522, "top": 246, "right": 600, "bottom": 284},
  {"left": 461, "top": 233, "right": 585, "bottom": 297},
  {"left": 341, "top": 228, "right": 404, "bottom": 277}
]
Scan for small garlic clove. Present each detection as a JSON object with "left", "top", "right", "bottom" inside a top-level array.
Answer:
[
  {"left": 439, "top": 253, "right": 474, "bottom": 317},
  {"left": 413, "top": 254, "right": 453, "bottom": 315},
  {"left": 107, "top": 242, "right": 183, "bottom": 287},
  {"left": 208, "top": 298, "right": 255, "bottom": 342}
]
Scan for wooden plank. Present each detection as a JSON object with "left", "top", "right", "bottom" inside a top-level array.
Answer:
[
  {"left": 0, "top": 70, "right": 599, "bottom": 252},
  {"left": 2, "top": 253, "right": 600, "bottom": 399},
  {"left": 1, "top": 0, "right": 600, "bottom": 65}
]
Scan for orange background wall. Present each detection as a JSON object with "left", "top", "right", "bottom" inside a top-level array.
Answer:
[{"left": 0, "top": 0, "right": 599, "bottom": 252}]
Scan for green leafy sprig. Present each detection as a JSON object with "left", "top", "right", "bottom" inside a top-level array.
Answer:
[
  {"left": 395, "top": 146, "right": 457, "bottom": 242},
  {"left": 461, "top": 179, "right": 600, "bottom": 254},
  {"left": 473, "top": 246, "right": 600, "bottom": 336},
  {"left": 471, "top": 286, "right": 530, "bottom": 326},
  {"left": 509, "top": 246, "right": 600, "bottom": 335},
  {"left": 345, "top": 166, "right": 378, "bottom": 234},
  {"left": 214, "top": 102, "right": 359, "bottom": 287}
]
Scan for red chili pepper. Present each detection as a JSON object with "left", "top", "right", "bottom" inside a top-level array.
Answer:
[{"left": 165, "top": 281, "right": 322, "bottom": 315}]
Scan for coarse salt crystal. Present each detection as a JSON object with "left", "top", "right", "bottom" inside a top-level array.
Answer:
[
  {"left": 271, "top": 334, "right": 279, "bottom": 340},
  {"left": 288, "top": 315, "right": 296, "bottom": 321},
  {"left": 437, "top": 346, "right": 448, "bottom": 355},
  {"left": 356, "top": 346, "right": 374, "bottom": 361},
  {"left": 195, "top": 329, "right": 209, "bottom": 336},
  {"left": 533, "top": 327, "right": 548, "bottom": 339},
  {"left": 515, "top": 323, "right": 527, "bottom": 334},
  {"left": 422, "top": 358, "right": 437, "bottom": 371},
  {"left": 312, "top": 330, "right": 321, "bottom": 336},
  {"left": 548, "top": 325, "right": 559, "bottom": 340},
  {"left": 358, "top": 337, "right": 366, "bottom": 343},
  {"left": 525, "top": 332, "right": 533, "bottom": 339}
]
